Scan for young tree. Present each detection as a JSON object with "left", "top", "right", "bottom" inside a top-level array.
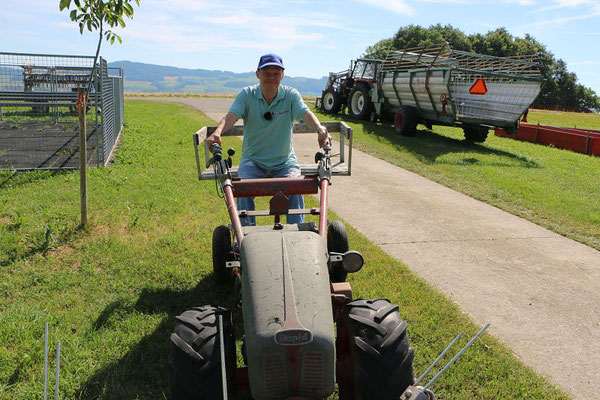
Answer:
[
  {"left": 59, "top": 0, "right": 140, "bottom": 227},
  {"left": 60, "top": 0, "right": 140, "bottom": 94}
]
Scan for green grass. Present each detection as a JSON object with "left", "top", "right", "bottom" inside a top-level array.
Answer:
[
  {"left": 0, "top": 101, "right": 567, "bottom": 399},
  {"left": 312, "top": 107, "right": 600, "bottom": 251},
  {"left": 525, "top": 109, "right": 600, "bottom": 130},
  {"left": 0, "top": 106, "right": 97, "bottom": 124}
]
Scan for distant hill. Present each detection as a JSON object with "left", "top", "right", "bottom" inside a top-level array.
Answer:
[{"left": 108, "top": 61, "right": 328, "bottom": 96}]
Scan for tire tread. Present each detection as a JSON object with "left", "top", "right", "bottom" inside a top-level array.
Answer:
[{"left": 337, "top": 298, "right": 415, "bottom": 400}]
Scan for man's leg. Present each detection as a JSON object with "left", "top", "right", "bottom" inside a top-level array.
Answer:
[
  {"left": 237, "top": 160, "right": 266, "bottom": 226},
  {"left": 275, "top": 164, "right": 305, "bottom": 224}
]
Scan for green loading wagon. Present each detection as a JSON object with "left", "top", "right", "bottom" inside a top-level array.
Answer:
[{"left": 319, "top": 43, "right": 543, "bottom": 142}]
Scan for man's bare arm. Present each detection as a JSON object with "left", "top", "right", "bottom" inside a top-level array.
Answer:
[
  {"left": 206, "top": 112, "right": 239, "bottom": 149},
  {"left": 302, "top": 110, "right": 332, "bottom": 148}
]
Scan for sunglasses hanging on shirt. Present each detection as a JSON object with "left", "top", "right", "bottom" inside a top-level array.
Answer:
[{"left": 263, "top": 110, "right": 290, "bottom": 121}]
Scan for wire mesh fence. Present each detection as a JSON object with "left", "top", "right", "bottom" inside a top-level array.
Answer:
[{"left": 0, "top": 52, "right": 124, "bottom": 170}]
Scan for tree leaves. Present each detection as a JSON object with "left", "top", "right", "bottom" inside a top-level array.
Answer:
[
  {"left": 59, "top": 0, "right": 139, "bottom": 46},
  {"left": 59, "top": 0, "right": 71, "bottom": 11}
]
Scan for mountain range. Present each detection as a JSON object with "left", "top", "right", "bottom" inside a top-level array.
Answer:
[{"left": 109, "top": 61, "right": 328, "bottom": 96}]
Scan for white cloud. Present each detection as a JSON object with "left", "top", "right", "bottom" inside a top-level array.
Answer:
[
  {"left": 111, "top": 11, "right": 332, "bottom": 54},
  {"left": 108, "top": 1, "right": 355, "bottom": 54},
  {"left": 502, "top": 0, "right": 536, "bottom": 5},
  {"left": 522, "top": 12, "right": 600, "bottom": 31},
  {"left": 351, "top": 0, "right": 415, "bottom": 16},
  {"left": 540, "top": 0, "right": 596, "bottom": 11},
  {"left": 414, "top": 0, "right": 536, "bottom": 4},
  {"left": 568, "top": 61, "right": 600, "bottom": 66},
  {"left": 543, "top": 0, "right": 600, "bottom": 12},
  {"left": 520, "top": 0, "right": 600, "bottom": 30}
]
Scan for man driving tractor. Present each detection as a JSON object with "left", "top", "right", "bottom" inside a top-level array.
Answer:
[{"left": 206, "top": 53, "right": 331, "bottom": 226}]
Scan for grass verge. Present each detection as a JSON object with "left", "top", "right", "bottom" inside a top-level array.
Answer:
[
  {"left": 312, "top": 106, "right": 600, "bottom": 251},
  {"left": 0, "top": 100, "right": 567, "bottom": 399}
]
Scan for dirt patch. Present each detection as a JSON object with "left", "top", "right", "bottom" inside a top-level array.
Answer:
[{"left": 0, "top": 120, "right": 99, "bottom": 169}]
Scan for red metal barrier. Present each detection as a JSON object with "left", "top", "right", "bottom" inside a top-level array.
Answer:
[{"left": 495, "top": 123, "right": 600, "bottom": 156}]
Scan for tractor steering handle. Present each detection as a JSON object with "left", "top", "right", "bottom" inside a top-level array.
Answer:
[
  {"left": 206, "top": 144, "right": 223, "bottom": 168},
  {"left": 206, "top": 144, "right": 235, "bottom": 170}
]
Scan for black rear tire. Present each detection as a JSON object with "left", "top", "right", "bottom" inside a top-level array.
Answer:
[
  {"left": 348, "top": 84, "right": 373, "bottom": 120},
  {"left": 169, "top": 306, "right": 236, "bottom": 400},
  {"left": 394, "top": 106, "right": 418, "bottom": 136},
  {"left": 212, "top": 225, "right": 234, "bottom": 285},
  {"left": 336, "top": 298, "right": 415, "bottom": 400},
  {"left": 463, "top": 125, "right": 489, "bottom": 142},
  {"left": 327, "top": 221, "right": 349, "bottom": 282},
  {"left": 322, "top": 88, "right": 343, "bottom": 114}
]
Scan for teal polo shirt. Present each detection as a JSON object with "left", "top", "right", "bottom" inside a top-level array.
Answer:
[{"left": 229, "top": 84, "right": 309, "bottom": 170}]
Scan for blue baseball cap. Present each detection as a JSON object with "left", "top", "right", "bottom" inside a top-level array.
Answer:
[{"left": 257, "top": 54, "right": 284, "bottom": 70}]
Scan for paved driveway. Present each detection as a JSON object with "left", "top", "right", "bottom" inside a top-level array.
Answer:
[{"left": 131, "top": 96, "right": 600, "bottom": 399}]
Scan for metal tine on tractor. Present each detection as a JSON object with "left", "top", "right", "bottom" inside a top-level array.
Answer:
[
  {"left": 218, "top": 314, "right": 229, "bottom": 400},
  {"left": 423, "top": 324, "right": 490, "bottom": 391},
  {"left": 414, "top": 332, "right": 463, "bottom": 386}
]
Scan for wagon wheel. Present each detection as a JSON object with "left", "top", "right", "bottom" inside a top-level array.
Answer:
[
  {"left": 169, "top": 306, "right": 237, "bottom": 400},
  {"left": 394, "top": 106, "right": 418, "bottom": 136},
  {"left": 212, "top": 225, "right": 234, "bottom": 285},
  {"left": 327, "top": 220, "right": 349, "bottom": 282},
  {"left": 463, "top": 125, "right": 489, "bottom": 142},
  {"left": 348, "top": 84, "right": 374, "bottom": 120},
  {"left": 322, "top": 88, "right": 343, "bottom": 114},
  {"left": 336, "top": 298, "right": 415, "bottom": 400}
]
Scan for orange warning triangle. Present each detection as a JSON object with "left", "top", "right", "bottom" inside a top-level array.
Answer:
[{"left": 469, "top": 78, "right": 488, "bottom": 95}]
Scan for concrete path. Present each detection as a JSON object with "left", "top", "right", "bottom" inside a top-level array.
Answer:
[{"left": 132, "top": 97, "right": 600, "bottom": 399}]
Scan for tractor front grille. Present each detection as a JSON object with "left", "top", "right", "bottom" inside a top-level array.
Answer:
[
  {"left": 300, "top": 351, "right": 324, "bottom": 396},
  {"left": 264, "top": 353, "right": 289, "bottom": 398}
]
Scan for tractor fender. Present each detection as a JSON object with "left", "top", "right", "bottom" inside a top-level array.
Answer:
[{"left": 240, "top": 227, "right": 335, "bottom": 399}]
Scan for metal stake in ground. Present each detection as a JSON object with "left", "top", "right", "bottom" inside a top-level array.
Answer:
[
  {"left": 77, "top": 87, "right": 87, "bottom": 227},
  {"left": 55, "top": 341, "right": 60, "bottom": 400},
  {"left": 44, "top": 323, "right": 48, "bottom": 400}
]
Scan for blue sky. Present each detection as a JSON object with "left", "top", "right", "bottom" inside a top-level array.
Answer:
[{"left": 2, "top": 0, "right": 599, "bottom": 93}]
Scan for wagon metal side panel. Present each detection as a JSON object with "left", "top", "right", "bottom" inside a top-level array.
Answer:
[
  {"left": 449, "top": 71, "right": 541, "bottom": 127},
  {"left": 380, "top": 69, "right": 455, "bottom": 122},
  {"left": 379, "top": 45, "right": 542, "bottom": 129}
]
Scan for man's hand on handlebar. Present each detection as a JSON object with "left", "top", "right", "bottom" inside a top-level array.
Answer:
[
  {"left": 206, "top": 132, "right": 222, "bottom": 150},
  {"left": 316, "top": 125, "right": 332, "bottom": 149}
]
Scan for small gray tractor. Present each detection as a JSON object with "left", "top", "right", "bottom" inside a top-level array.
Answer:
[{"left": 168, "top": 122, "right": 417, "bottom": 399}]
